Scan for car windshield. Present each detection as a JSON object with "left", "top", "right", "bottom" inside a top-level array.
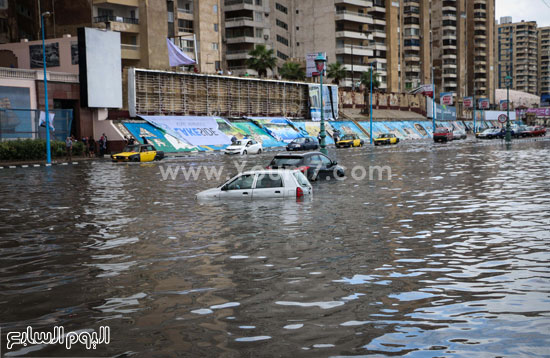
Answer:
[
  {"left": 341, "top": 134, "right": 355, "bottom": 140},
  {"left": 123, "top": 145, "right": 140, "bottom": 152},
  {"left": 293, "top": 138, "right": 306, "bottom": 144},
  {"left": 378, "top": 134, "right": 389, "bottom": 138},
  {"left": 270, "top": 157, "right": 303, "bottom": 167},
  {"left": 435, "top": 128, "right": 448, "bottom": 133}
]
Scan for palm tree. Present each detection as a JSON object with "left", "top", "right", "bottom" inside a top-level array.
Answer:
[
  {"left": 279, "top": 62, "right": 305, "bottom": 81},
  {"left": 327, "top": 62, "right": 347, "bottom": 86},
  {"left": 246, "top": 45, "right": 277, "bottom": 78},
  {"left": 360, "top": 69, "right": 381, "bottom": 115}
]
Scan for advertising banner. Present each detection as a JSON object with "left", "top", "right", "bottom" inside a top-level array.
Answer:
[
  {"left": 440, "top": 92, "right": 453, "bottom": 106},
  {"left": 541, "top": 93, "right": 550, "bottom": 107},
  {"left": 306, "top": 52, "right": 326, "bottom": 77},
  {"left": 484, "top": 110, "right": 516, "bottom": 121},
  {"left": 463, "top": 97, "right": 473, "bottom": 109},
  {"left": 500, "top": 100, "right": 509, "bottom": 111},
  {"left": 140, "top": 116, "right": 231, "bottom": 146},
  {"left": 249, "top": 117, "right": 306, "bottom": 143},
  {"left": 308, "top": 84, "right": 338, "bottom": 121},
  {"left": 39, "top": 111, "right": 56, "bottom": 131},
  {"left": 426, "top": 97, "right": 457, "bottom": 120},
  {"left": 478, "top": 98, "right": 490, "bottom": 109},
  {"left": 516, "top": 107, "right": 550, "bottom": 117}
]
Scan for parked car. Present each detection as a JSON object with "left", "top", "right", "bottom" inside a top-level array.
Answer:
[
  {"left": 476, "top": 128, "right": 502, "bottom": 139},
  {"left": 513, "top": 125, "right": 530, "bottom": 138},
  {"left": 433, "top": 127, "right": 453, "bottom": 142},
  {"left": 267, "top": 152, "right": 345, "bottom": 181},
  {"left": 336, "top": 134, "right": 364, "bottom": 148},
  {"left": 224, "top": 139, "right": 262, "bottom": 155},
  {"left": 286, "top": 137, "right": 319, "bottom": 151},
  {"left": 529, "top": 126, "right": 547, "bottom": 137},
  {"left": 452, "top": 128, "right": 467, "bottom": 140},
  {"left": 111, "top": 144, "right": 164, "bottom": 162},
  {"left": 195, "top": 169, "right": 312, "bottom": 200},
  {"left": 374, "top": 133, "right": 400, "bottom": 146}
]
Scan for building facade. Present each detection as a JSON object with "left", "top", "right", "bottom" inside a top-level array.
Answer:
[
  {"left": 538, "top": 26, "right": 550, "bottom": 97},
  {"left": 497, "top": 18, "right": 538, "bottom": 95}
]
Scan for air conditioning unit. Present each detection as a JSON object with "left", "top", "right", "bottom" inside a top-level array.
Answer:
[{"left": 264, "top": 35, "right": 269, "bottom": 40}]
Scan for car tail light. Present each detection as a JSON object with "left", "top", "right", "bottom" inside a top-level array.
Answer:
[
  {"left": 266, "top": 166, "right": 271, "bottom": 169},
  {"left": 296, "top": 186, "right": 304, "bottom": 198},
  {"left": 297, "top": 166, "right": 309, "bottom": 174}
]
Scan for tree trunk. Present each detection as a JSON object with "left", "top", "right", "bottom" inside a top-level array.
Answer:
[{"left": 363, "top": 89, "right": 370, "bottom": 115}]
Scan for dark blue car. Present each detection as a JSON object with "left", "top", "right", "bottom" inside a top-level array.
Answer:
[{"left": 286, "top": 137, "right": 319, "bottom": 151}]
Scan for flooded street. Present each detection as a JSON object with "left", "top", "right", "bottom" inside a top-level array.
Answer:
[{"left": 1, "top": 139, "right": 550, "bottom": 357}]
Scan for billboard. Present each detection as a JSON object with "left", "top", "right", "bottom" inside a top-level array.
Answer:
[
  {"left": 29, "top": 43, "right": 60, "bottom": 68},
  {"left": 440, "top": 92, "right": 453, "bottom": 106},
  {"left": 541, "top": 93, "right": 550, "bottom": 107},
  {"left": 500, "top": 100, "right": 509, "bottom": 111},
  {"left": 463, "top": 96, "right": 473, "bottom": 109},
  {"left": 306, "top": 52, "right": 326, "bottom": 78},
  {"left": 478, "top": 98, "right": 490, "bottom": 109},
  {"left": 308, "top": 84, "right": 338, "bottom": 121},
  {"left": 426, "top": 97, "right": 456, "bottom": 120},
  {"left": 78, "top": 27, "right": 122, "bottom": 108}
]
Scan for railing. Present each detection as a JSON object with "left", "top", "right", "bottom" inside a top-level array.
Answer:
[
  {"left": 178, "top": 27, "right": 194, "bottom": 33},
  {"left": 337, "top": 44, "right": 372, "bottom": 51},
  {"left": 93, "top": 16, "right": 139, "bottom": 25},
  {"left": 121, "top": 44, "right": 140, "bottom": 51},
  {"left": 225, "top": 0, "right": 253, "bottom": 6},
  {"left": 177, "top": 8, "right": 193, "bottom": 14},
  {"left": 0, "top": 68, "right": 79, "bottom": 83},
  {"left": 336, "top": 10, "right": 370, "bottom": 18},
  {"left": 227, "top": 49, "right": 251, "bottom": 54},
  {"left": 226, "top": 16, "right": 254, "bottom": 22}
]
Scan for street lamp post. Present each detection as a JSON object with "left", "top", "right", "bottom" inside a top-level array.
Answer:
[
  {"left": 315, "top": 53, "right": 328, "bottom": 155},
  {"left": 369, "top": 63, "right": 373, "bottom": 145},
  {"left": 41, "top": 11, "right": 52, "bottom": 164},
  {"left": 505, "top": 75, "right": 512, "bottom": 142}
]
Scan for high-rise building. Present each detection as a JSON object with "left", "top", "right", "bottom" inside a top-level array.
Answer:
[
  {"left": 538, "top": 26, "right": 550, "bottom": 97},
  {"left": 497, "top": 18, "right": 538, "bottom": 95}
]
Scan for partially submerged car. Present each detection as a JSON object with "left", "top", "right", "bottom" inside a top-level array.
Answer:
[
  {"left": 224, "top": 139, "right": 262, "bottom": 155},
  {"left": 267, "top": 152, "right": 345, "bottom": 181},
  {"left": 111, "top": 144, "right": 165, "bottom": 162},
  {"left": 433, "top": 127, "right": 453, "bottom": 142},
  {"left": 286, "top": 137, "right": 319, "bottom": 151},
  {"left": 196, "top": 169, "right": 312, "bottom": 200},
  {"left": 374, "top": 133, "right": 400, "bottom": 146},
  {"left": 336, "top": 134, "right": 364, "bottom": 148},
  {"left": 452, "top": 128, "right": 467, "bottom": 140},
  {"left": 476, "top": 128, "right": 503, "bottom": 139}
]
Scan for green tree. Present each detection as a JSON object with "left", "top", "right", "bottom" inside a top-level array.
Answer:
[
  {"left": 327, "top": 62, "right": 347, "bottom": 86},
  {"left": 360, "top": 69, "right": 381, "bottom": 115},
  {"left": 279, "top": 61, "right": 305, "bottom": 81},
  {"left": 246, "top": 45, "right": 277, "bottom": 78}
]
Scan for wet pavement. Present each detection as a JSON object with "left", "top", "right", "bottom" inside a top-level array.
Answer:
[{"left": 1, "top": 138, "right": 549, "bottom": 357}]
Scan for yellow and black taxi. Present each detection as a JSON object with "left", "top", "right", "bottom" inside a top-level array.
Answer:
[
  {"left": 111, "top": 144, "right": 165, "bottom": 162},
  {"left": 335, "top": 134, "right": 364, "bottom": 148},
  {"left": 374, "top": 133, "right": 400, "bottom": 146}
]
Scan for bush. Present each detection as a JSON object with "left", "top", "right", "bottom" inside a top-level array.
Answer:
[{"left": 0, "top": 139, "right": 85, "bottom": 161}]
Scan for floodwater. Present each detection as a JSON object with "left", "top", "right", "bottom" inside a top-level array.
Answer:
[{"left": 1, "top": 138, "right": 549, "bottom": 357}]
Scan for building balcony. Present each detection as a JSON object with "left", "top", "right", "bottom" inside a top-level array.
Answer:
[
  {"left": 475, "top": 24, "right": 486, "bottom": 31},
  {"left": 335, "top": 10, "right": 373, "bottom": 24},
  {"left": 226, "top": 50, "right": 252, "bottom": 60},
  {"left": 177, "top": 8, "right": 194, "bottom": 21},
  {"left": 335, "top": 0, "right": 373, "bottom": 6},
  {"left": 93, "top": 0, "right": 138, "bottom": 6},
  {"left": 336, "top": 44, "right": 373, "bottom": 57},
  {"left": 372, "top": 42, "right": 387, "bottom": 51},
  {"left": 373, "top": 18, "right": 386, "bottom": 26},
  {"left": 121, "top": 44, "right": 140, "bottom": 60},
  {"left": 224, "top": 0, "right": 259, "bottom": 12},
  {"left": 225, "top": 17, "right": 262, "bottom": 28},
  {"left": 93, "top": 16, "right": 140, "bottom": 33},
  {"left": 442, "top": 34, "right": 457, "bottom": 40},
  {"left": 226, "top": 36, "right": 264, "bottom": 44},
  {"left": 442, "top": 14, "right": 457, "bottom": 21},
  {"left": 406, "top": 66, "right": 421, "bottom": 72},
  {"left": 343, "top": 63, "right": 372, "bottom": 72},
  {"left": 371, "top": 30, "right": 386, "bottom": 39},
  {"left": 442, "top": 53, "right": 457, "bottom": 59},
  {"left": 442, "top": 6, "right": 457, "bottom": 12},
  {"left": 335, "top": 31, "right": 372, "bottom": 41},
  {"left": 404, "top": 43, "right": 420, "bottom": 50},
  {"left": 443, "top": 72, "right": 457, "bottom": 79},
  {"left": 404, "top": 54, "right": 420, "bottom": 62}
]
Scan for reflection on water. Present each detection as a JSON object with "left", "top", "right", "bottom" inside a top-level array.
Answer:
[{"left": 1, "top": 140, "right": 550, "bottom": 357}]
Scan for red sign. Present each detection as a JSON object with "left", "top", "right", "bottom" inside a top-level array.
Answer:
[
  {"left": 463, "top": 97, "right": 473, "bottom": 109},
  {"left": 498, "top": 114, "right": 508, "bottom": 123}
]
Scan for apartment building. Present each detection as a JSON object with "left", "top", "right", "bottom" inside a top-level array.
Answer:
[
  {"left": 538, "top": 26, "right": 550, "bottom": 97},
  {"left": 497, "top": 18, "right": 538, "bottom": 95},
  {"left": 171, "top": 0, "right": 223, "bottom": 73}
]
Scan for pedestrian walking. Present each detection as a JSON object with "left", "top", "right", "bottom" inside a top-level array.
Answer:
[
  {"left": 65, "top": 136, "right": 73, "bottom": 161},
  {"left": 82, "top": 137, "right": 90, "bottom": 157},
  {"left": 98, "top": 135, "right": 105, "bottom": 157},
  {"left": 89, "top": 137, "right": 96, "bottom": 157}
]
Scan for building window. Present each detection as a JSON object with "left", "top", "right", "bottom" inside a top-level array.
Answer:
[
  {"left": 296, "top": 26, "right": 299, "bottom": 31},
  {"left": 296, "top": 42, "right": 300, "bottom": 46},
  {"left": 255, "top": 0, "right": 262, "bottom": 5},
  {"left": 256, "top": 28, "right": 263, "bottom": 38},
  {"left": 215, "top": 61, "right": 221, "bottom": 70},
  {"left": 276, "top": 34, "right": 288, "bottom": 46},
  {"left": 276, "top": 3, "right": 288, "bottom": 14},
  {"left": 276, "top": 19, "right": 288, "bottom": 30},
  {"left": 214, "top": 23, "right": 218, "bottom": 32},
  {"left": 213, "top": 4, "right": 218, "bottom": 13},
  {"left": 277, "top": 50, "right": 288, "bottom": 60},
  {"left": 212, "top": 42, "right": 219, "bottom": 50}
]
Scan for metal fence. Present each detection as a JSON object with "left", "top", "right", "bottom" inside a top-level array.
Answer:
[{"left": 0, "top": 108, "right": 73, "bottom": 142}]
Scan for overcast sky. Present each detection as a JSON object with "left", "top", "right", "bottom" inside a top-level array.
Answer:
[{"left": 496, "top": 0, "right": 550, "bottom": 27}]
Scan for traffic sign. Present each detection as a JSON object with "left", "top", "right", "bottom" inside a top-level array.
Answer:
[{"left": 498, "top": 114, "right": 508, "bottom": 123}]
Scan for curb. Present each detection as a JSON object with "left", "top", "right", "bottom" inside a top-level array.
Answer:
[{"left": 0, "top": 162, "right": 80, "bottom": 169}]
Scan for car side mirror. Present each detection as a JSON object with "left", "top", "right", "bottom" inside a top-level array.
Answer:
[{"left": 332, "top": 161, "right": 337, "bottom": 166}]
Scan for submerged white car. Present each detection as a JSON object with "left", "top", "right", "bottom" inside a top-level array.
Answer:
[
  {"left": 224, "top": 139, "right": 262, "bottom": 155},
  {"left": 196, "top": 169, "right": 312, "bottom": 200}
]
